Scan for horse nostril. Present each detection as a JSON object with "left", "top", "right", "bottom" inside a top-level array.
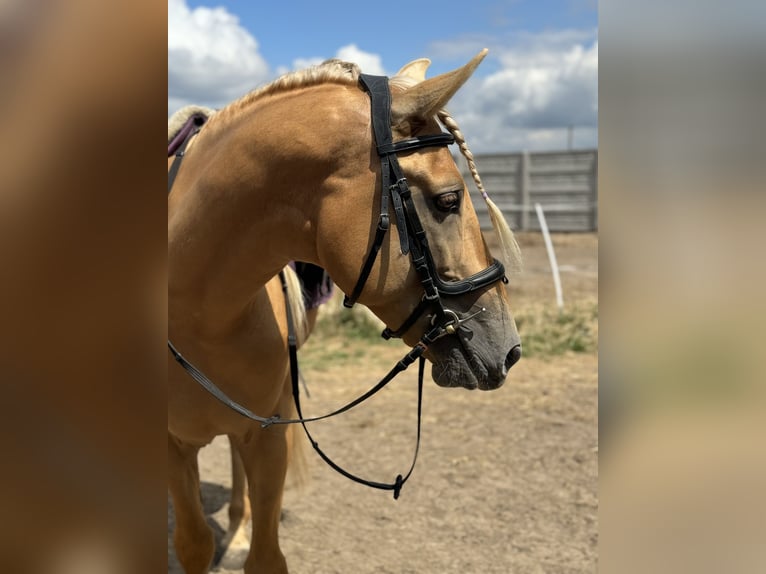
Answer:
[{"left": 505, "top": 344, "right": 522, "bottom": 370}]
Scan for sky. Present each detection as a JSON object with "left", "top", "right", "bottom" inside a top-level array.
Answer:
[{"left": 168, "top": 0, "right": 597, "bottom": 152}]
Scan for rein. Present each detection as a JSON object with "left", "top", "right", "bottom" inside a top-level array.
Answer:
[
  {"left": 168, "top": 272, "right": 436, "bottom": 499},
  {"left": 167, "top": 73, "right": 507, "bottom": 499}
]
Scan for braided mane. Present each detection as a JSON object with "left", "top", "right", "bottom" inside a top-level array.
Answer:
[
  {"left": 437, "top": 109, "right": 522, "bottom": 273},
  {"left": 388, "top": 73, "right": 521, "bottom": 272}
]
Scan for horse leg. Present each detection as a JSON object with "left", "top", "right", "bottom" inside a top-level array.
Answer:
[
  {"left": 231, "top": 425, "right": 290, "bottom": 574},
  {"left": 168, "top": 433, "right": 215, "bottom": 574},
  {"left": 215, "top": 435, "right": 252, "bottom": 569},
  {"left": 228, "top": 436, "right": 251, "bottom": 529}
]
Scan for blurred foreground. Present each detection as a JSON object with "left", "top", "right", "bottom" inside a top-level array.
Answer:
[
  {"left": 601, "top": 0, "right": 766, "bottom": 571},
  {"left": 1, "top": 1, "right": 165, "bottom": 572}
]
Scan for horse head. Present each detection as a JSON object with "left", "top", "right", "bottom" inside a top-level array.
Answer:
[{"left": 317, "top": 51, "right": 521, "bottom": 390}]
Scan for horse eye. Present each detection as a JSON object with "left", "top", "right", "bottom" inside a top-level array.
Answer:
[{"left": 434, "top": 192, "right": 460, "bottom": 212}]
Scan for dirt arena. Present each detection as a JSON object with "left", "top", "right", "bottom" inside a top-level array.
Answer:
[{"left": 168, "top": 232, "right": 598, "bottom": 573}]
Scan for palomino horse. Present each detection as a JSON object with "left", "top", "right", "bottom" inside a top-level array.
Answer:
[{"left": 168, "top": 51, "right": 522, "bottom": 573}]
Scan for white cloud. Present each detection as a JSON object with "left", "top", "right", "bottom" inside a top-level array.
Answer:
[
  {"left": 167, "top": 2, "right": 595, "bottom": 152},
  {"left": 168, "top": 0, "right": 270, "bottom": 115},
  {"left": 168, "top": 0, "right": 388, "bottom": 117},
  {"left": 440, "top": 30, "right": 598, "bottom": 152}
]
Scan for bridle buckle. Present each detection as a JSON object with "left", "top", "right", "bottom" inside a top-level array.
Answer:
[{"left": 391, "top": 177, "right": 410, "bottom": 198}]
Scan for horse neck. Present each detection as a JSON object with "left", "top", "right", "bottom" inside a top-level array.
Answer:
[{"left": 168, "top": 84, "right": 368, "bottom": 334}]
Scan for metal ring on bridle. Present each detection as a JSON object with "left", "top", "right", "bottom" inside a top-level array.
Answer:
[
  {"left": 430, "top": 306, "right": 487, "bottom": 338},
  {"left": 432, "top": 309, "right": 461, "bottom": 336}
]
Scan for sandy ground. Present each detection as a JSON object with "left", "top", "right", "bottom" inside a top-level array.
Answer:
[{"left": 168, "top": 232, "right": 598, "bottom": 573}]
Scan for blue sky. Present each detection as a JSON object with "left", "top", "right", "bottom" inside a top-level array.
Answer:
[{"left": 169, "top": 0, "right": 597, "bottom": 151}]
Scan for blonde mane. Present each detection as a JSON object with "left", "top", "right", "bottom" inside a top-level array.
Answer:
[{"left": 206, "top": 59, "right": 361, "bottom": 130}]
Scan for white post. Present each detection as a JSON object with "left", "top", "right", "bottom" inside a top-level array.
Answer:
[
  {"left": 519, "top": 151, "right": 531, "bottom": 230},
  {"left": 535, "top": 203, "right": 564, "bottom": 311}
]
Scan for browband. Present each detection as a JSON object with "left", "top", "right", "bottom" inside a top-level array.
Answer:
[{"left": 377, "top": 133, "right": 455, "bottom": 155}]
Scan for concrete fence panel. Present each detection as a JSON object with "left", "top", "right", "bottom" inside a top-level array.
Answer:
[{"left": 458, "top": 149, "right": 598, "bottom": 232}]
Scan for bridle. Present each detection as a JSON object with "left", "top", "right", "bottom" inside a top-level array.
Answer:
[
  {"left": 167, "top": 74, "right": 507, "bottom": 499},
  {"left": 344, "top": 74, "right": 507, "bottom": 343}
]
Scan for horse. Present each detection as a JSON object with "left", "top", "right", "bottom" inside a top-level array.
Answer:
[{"left": 168, "top": 50, "right": 522, "bottom": 574}]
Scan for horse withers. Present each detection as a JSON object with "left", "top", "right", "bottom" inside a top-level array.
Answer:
[{"left": 168, "top": 50, "right": 521, "bottom": 574}]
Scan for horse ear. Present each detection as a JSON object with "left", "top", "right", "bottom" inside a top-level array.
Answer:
[
  {"left": 391, "top": 49, "right": 487, "bottom": 124},
  {"left": 394, "top": 58, "right": 431, "bottom": 83}
]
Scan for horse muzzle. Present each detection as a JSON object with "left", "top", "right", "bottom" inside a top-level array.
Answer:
[{"left": 427, "top": 325, "right": 522, "bottom": 390}]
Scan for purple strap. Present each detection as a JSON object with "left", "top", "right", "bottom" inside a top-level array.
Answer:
[{"left": 168, "top": 113, "right": 208, "bottom": 157}]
